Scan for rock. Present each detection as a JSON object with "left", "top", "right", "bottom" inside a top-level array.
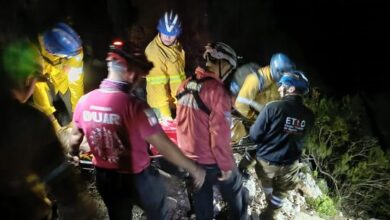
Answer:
[
  {"left": 243, "top": 177, "right": 257, "bottom": 199},
  {"left": 82, "top": 155, "right": 345, "bottom": 220},
  {"left": 167, "top": 196, "right": 178, "bottom": 210},
  {"left": 294, "top": 212, "right": 324, "bottom": 220},
  {"left": 297, "top": 170, "right": 322, "bottom": 199}
]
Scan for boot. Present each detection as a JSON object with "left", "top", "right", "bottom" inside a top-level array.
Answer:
[
  {"left": 238, "top": 150, "right": 257, "bottom": 176},
  {"left": 259, "top": 203, "right": 281, "bottom": 220}
]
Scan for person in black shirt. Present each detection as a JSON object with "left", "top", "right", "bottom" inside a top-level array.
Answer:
[{"left": 249, "top": 70, "right": 314, "bottom": 219}]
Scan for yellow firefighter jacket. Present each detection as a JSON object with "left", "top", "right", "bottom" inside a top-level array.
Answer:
[
  {"left": 234, "top": 65, "right": 280, "bottom": 120},
  {"left": 231, "top": 65, "right": 280, "bottom": 143},
  {"left": 144, "top": 34, "right": 185, "bottom": 118},
  {"left": 32, "top": 36, "right": 84, "bottom": 128}
]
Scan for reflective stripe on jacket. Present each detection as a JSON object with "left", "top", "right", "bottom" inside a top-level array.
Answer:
[
  {"left": 146, "top": 74, "right": 184, "bottom": 85},
  {"left": 145, "top": 35, "right": 185, "bottom": 112}
]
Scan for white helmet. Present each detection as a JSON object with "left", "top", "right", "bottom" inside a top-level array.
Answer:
[{"left": 203, "top": 42, "right": 237, "bottom": 69}]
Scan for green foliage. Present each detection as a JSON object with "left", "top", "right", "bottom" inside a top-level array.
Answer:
[
  {"left": 316, "top": 178, "right": 329, "bottom": 194},
  {"left": 303, "top": 89, "right": 390, "bottom": 218},
  {"left": 307, "top": 195, "right": 338, "bottom": 217}
]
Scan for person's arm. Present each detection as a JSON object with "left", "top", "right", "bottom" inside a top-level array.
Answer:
[
  {"left": 68, "top": 96, "right": 85, "bottom": 160},
  {"left": 249, "top": 104, "right": 270, "bottom": 142},
  {"left": 32, "top": 81, "right": 61, "bottom": 131},
  {"left": 68, "top": 125, "right": 84, "bottom": 164},
  {"left": 208, "top": 85, "right": 235, "bottom": 174},
  {"left": 67, "top": 51, "right": 84, "bottom": 112},
  {"left": 234, "top": 74, "right": 262, "bottom": 120},
  {"left": 30, "top": 109, "right": 98, "bottom": 219},
  {"left": 168, "top": 45, "right": 186, "bottom": 104},
  {"left": 145, "top": 131, "right": 205, "bottom": 188}
]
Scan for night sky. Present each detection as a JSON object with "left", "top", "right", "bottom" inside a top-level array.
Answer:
[
  {"left": 2, "top": 0, "right": 390, "bottom": 147},
  {"left": 2, "top": 0, "right": 388, "bottom": 93}
]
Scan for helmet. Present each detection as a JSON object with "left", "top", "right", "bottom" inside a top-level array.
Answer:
[
  {"left": 270, "top": 53, "right": 295, "bottom": 82},
  {"left": 203, "top": 42, "right": 237, "bottom": 68},
  {"left": 157, "top": 11, "right": 182, "bottom": 37},
  {"left": 43, "top": 22, "right": 82, "bottom": 57},
  {"left": 278, "top": 70, "right": 310, "bottom": 95},
  {"left": 1, "top": 40, "right": 42, "bottom": 81},
  {"left": 107, "top": 40, "right": 153, "bottom": 75}
]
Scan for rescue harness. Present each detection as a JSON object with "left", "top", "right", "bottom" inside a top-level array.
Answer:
[{"left": 176, "top": 75, "right": 215, "bottom": 115}]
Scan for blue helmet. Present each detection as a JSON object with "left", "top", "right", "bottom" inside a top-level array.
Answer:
[
  {"left": 157, "top": 11, "right": 182, "bottom": 37},
  {"left": 278, "top": 70, "right": 310, "bottom": 95},
  {"left": 270, "top": 53, "right": 296, "bottom": 82},
  {"left": 43, "top": 22, "right": 82, "bottom": 57}
]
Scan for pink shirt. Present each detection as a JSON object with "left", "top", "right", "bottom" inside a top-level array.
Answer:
[
  {"left": 73, "top": 79, "right": 162, "bottom": 173},
  {"left": 176, "top": 67, "right": 234, "bottom": 171}
]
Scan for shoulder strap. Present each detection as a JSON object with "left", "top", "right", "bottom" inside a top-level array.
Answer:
[
  {"left": 254, "top": 68, "right": 265, "bottom": 91},
  {"left": 176, "top": 75, "right": 214, "bottom": 115}
]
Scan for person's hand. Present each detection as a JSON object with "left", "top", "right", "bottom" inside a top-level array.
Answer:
[
  {"left": 190, "top": 165, "right": 206, "bottom": 189},
  {"left": 66, "top": 153, "right": 80, "bottom": 166},
  {"left": 57, "top": 125, "right": 73, "bottom": 150},
  {"left": 52, "top": 118, "right": 62, "bottom": 132},
  {"left": 218, "top": 170, "right": 232, "bottom": 181}
]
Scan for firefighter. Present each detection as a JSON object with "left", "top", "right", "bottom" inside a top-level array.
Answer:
[
  {"left": 0, "top": 39, "right": 97, "bottom": 219},
  {"left": 145, "top": 10, "right": 186, "bottom": 120},
  {"left": 69, "top": 41, "right": 205, "bottom": 219},
  {"left": 176, "top": 42, "right": 248, "bottom": 220},
  {"left": 231, "top": 53, "right": 296, "bottom": 143},
  {"left": 230, "top": 53, "right": 296, "bottom": 179},
  {"left": 250, "top": 71, "right": 314, "bottom": 219},
  {"left": 32, "top": 22, "right": 84, "bottom": 132}
]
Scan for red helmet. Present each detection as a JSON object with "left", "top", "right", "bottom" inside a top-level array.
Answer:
[{"left": 107, "top": 40, "right": 153, "bottom": 75}]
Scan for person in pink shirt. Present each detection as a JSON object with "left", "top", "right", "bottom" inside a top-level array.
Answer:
[
  {"left": 176, "top": 42, "right": 248, "bottom": 220},
  {"left": 69, "top": 41, "right": 205, "bottom": 220}
]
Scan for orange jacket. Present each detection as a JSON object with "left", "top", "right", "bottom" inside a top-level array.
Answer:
[{"left": 176, "top": 67, "right": 234, "bottom": 171}]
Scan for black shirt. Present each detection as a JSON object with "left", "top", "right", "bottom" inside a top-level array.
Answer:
[{"left": 249, "top": 95, "right": 314, "bottom": 165}]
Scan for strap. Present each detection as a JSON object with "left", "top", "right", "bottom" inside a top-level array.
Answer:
[
  {"left": 176, "top": 75, "right": 214, "bottom": 115},
  {"left": 192, "top": 89, "right": 211, "bottom": 115},
  {"left": 254, "top": 68, "right": 265, "bottom": 91}
]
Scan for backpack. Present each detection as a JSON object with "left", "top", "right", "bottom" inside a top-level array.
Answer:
[
  {"left": 229, "top": 62, "right": 263, "bottom": 96},
  {"left": 176, "top": 75, "right": 215, "bottom": 115}
]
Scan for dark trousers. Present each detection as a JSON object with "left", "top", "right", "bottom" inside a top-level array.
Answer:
[
  {"left": 193, "top": 164, "right": 248, "bottom": 220},
  {"left": 95, "top": 166, "right": 168, "bottom": 220}
]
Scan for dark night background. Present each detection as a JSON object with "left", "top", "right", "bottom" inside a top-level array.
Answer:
[{"left": 2, "top": 0, "right": 390, "bottom": 149}]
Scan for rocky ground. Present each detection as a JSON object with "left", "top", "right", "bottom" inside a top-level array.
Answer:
[{"left": 82, "top": 153, "right": 346, "bottom": 220}]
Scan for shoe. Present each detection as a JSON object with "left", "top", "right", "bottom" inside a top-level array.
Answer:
[{"left": 241, "top": 169, "right": 251, "bottom": 181}]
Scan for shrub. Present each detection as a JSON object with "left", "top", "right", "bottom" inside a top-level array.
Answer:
[
  {"left": 306, "top": 195, "right": 338, "bottom": 217},
  {"left": 303, "top": 89, "right": 390, "bottom": 218}
]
